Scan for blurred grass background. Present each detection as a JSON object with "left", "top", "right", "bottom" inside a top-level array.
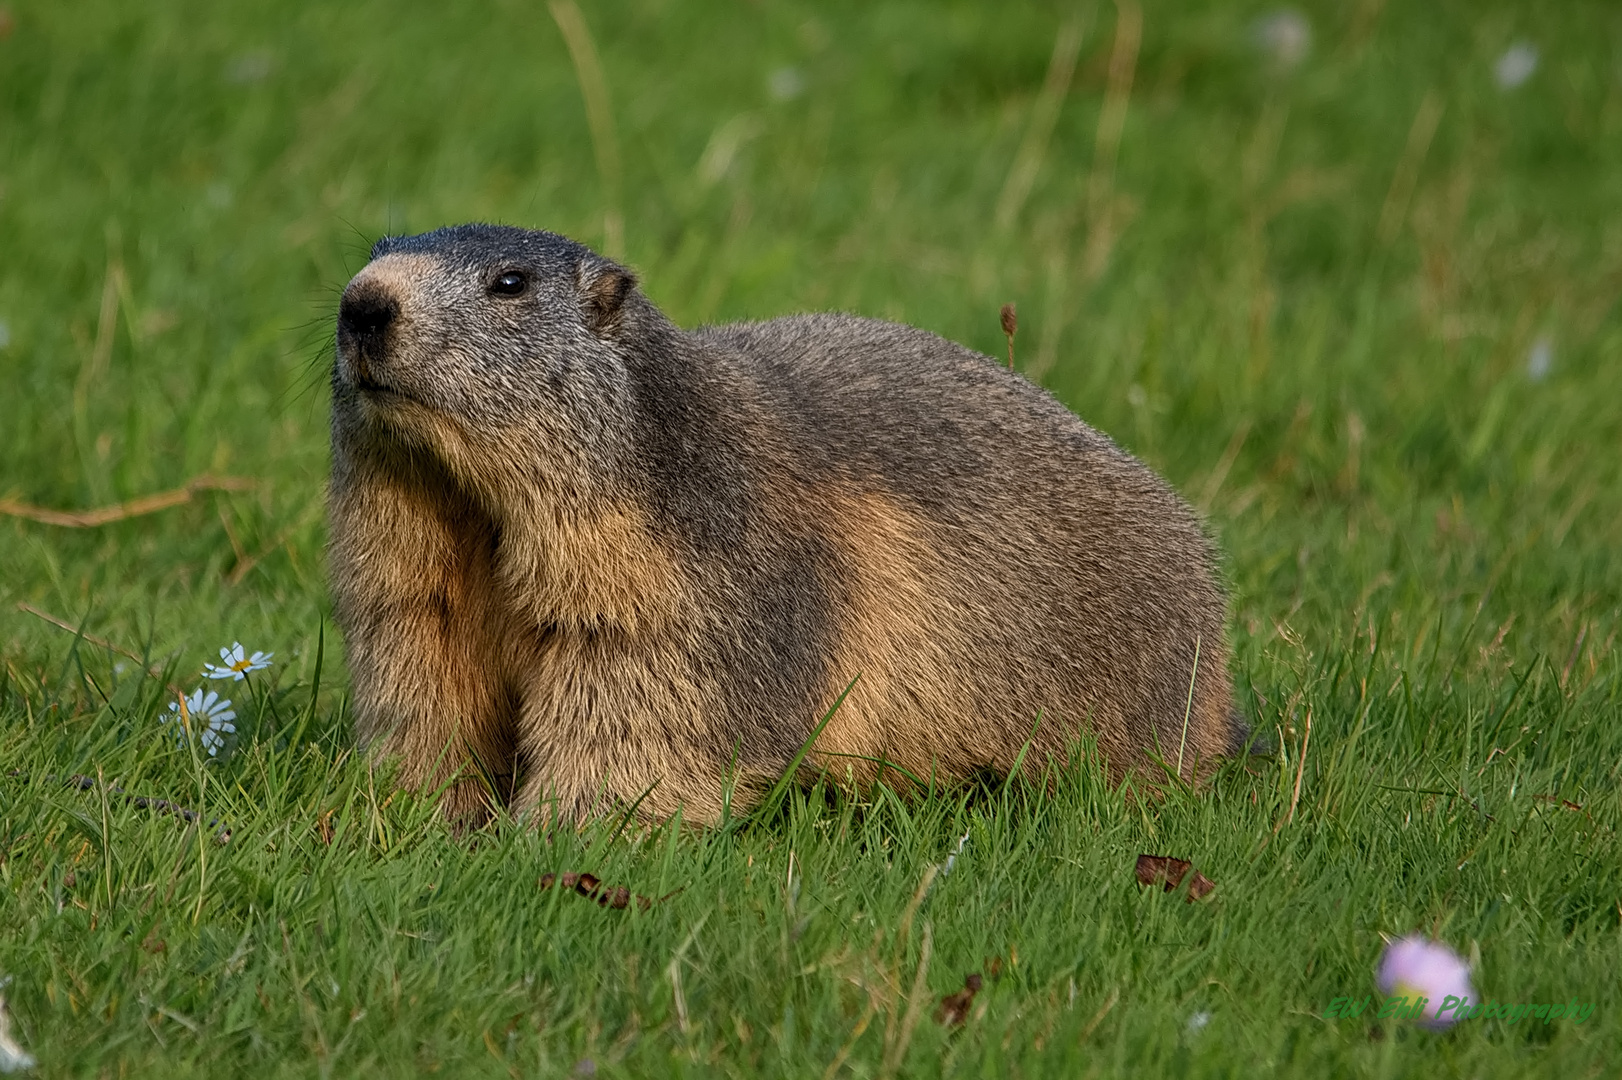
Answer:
[{"left": 1, "top": 0, "right": 1619, "bottom": 1075}]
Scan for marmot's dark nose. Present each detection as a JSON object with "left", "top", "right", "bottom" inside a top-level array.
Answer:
[{"left": 338, "top": 283, "right": 399, "bottom": 347}]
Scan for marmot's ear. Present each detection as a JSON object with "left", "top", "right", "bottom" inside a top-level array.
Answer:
[{"left": 578, "top": 259, "right": 636, "bottom": 337}]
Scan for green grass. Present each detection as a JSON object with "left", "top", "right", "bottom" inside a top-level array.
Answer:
[{"left": 3, "top": 0, "right": 1620, "bottom": 1075}]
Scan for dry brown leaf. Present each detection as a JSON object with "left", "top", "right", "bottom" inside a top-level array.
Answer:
[
  {"left": 539, "top": 871, "right": 681, "bottom": 911},
  {"left": 1134, "top": 854, "right": 1215, "bottom": 902},
  {"left": 934, "top": 972, "right": 983, "bottom": 1027}
]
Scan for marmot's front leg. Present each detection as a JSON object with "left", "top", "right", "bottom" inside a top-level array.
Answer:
[
  {"left": 509, "top": 642, "right": 740, "bottom": 828},
  {"left": 328, "top": 455, "right": 517, "bottom": 828},
  {"left": 510, "top": 744, "right": 737, "bottom": 829}
]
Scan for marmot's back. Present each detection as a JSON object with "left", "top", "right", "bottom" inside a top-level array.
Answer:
[
  {"left": 328, "top": 224, "right": 1240, "bottom": 828},
  {"left": 693, "top": 313, "right": 1238, "bottom": 785}
]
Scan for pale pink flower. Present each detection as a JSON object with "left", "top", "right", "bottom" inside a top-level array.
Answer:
[{"left": 1376, "top": 936, "right": 1475, "bottom": 1029}]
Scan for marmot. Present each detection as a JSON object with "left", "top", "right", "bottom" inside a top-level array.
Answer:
[{"left": 329, "top": 224, "right": 1243, "bottom": 828}]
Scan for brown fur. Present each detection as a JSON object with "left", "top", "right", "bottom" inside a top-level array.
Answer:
[
  {"left": 328, "top": 225, "right": 1244, "bottom": 829},
  {"left": 810, "top": 489, "right": 977, "bottom": 788}
]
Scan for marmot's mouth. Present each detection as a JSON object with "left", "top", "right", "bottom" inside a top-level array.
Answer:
[
  {"left": 353, "top": 366, "right": 409, "bottom": 401},
  {"left": 345, "top": 348, "right": 401, "bottom": 399},
  {"left": 355, "top": 376, "right": 427, "bottom": 413}
]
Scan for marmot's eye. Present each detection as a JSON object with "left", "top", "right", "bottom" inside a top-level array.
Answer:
[{"left": 490, "top": 271, "right": 528, "bottom": 296}]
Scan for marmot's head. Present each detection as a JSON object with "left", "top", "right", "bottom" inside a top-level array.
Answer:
[{"left": 333, "top": 225, "right": 643, "bottom": 486}]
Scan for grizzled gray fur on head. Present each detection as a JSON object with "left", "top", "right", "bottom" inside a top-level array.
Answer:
[{"left": 328, "top": 222, "right": 1246, "bottom": 829}]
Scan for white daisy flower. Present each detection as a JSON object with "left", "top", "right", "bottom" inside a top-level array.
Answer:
[
  {"left": 1526, "top": 335, "right": 1553, "bottom": 381},
  {"left": 0, "top": 991, "right": 35, "bottom": 1073},
  {"left": 1494, "top": 41, "right": 1538, "bottom": 90},
  {"left": 165, "top": 689, "right": 238, "bottom": 757},
  {"left": 0, "top": 978, "right": 34, "bottom": 1074},
  {"left": 1253, "top": 9, "right": 1311, "bottom": 71},
  {"left": 202, "top": 641, "right": 274, "bottom": 681}
]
